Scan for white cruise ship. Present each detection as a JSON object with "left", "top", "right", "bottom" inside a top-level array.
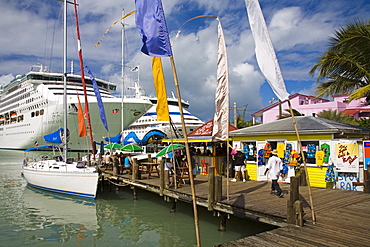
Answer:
[
  {"left": 0, "top": 65, "right": 152, "bottom": 151},
  {"left": 122, "top": 83, "right": 204, "bottom": 145}
]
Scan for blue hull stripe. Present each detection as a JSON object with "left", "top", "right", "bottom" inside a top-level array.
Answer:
[{"left": 27, "top": 183, "right": 96, "bottom": 200}]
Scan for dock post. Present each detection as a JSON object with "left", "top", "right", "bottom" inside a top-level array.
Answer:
[
  {"left": 159, "top": 159, "right": 165, "bottom": 196},
  {"left": 215, "top": 176, "right": 222, "bottom": 201},
  {"left": 294, "top": 200, "right": 304, "bottom": 226},
  {"left": 218, "top": 212, "right": 227, "bottom": 231},
  {"left": 132, "top": 158, "right": 139, "bottom": 181},
  {"left": 113, "top": 156, "right": 119, "bottom": 176},
  {"left": 100, "top": 174, "right": 104, "bottom": 191},
  {"left": 299, "top": 169, "right": 307, "bottom": 186},
  {"left": 170, "top": 198, "right": 176, "bottom": 213},
  {"left": 208, "top": 166, "right": 215, "bottom": 211},
  {"left": 287, "top": 176, "right": 300, "bottom": 224},
  {"left": 132, "top": 186, "right": 138, "bottom": 200}
]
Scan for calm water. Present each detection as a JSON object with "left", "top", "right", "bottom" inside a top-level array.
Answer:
[{"left": 0, "top": 150, "right": 275, "bottom": 246}]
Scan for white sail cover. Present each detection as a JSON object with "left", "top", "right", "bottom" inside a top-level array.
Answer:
[
  {"left": 212, "top": 19, "right": 230, "bottom": 141},
  {"left": 245, "top": 0, "right": 289, "bottom": 101}
]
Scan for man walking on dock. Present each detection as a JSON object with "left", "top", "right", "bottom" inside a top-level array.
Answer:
[{"left": 264, "top": 149, "right": 284, "bottom": 198}]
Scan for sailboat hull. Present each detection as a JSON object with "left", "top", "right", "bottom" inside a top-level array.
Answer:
[{"left": 22, "top": 161, "right": 99, "bottom": 199}]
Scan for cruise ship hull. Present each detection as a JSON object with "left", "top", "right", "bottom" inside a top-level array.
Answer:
[{"left": 0, "top": 71, "right": 152, "bottom": 151}]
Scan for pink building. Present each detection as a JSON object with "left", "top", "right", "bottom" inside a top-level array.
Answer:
[{"left": 251, "top": 94, "right": 370, "bottom": 124}]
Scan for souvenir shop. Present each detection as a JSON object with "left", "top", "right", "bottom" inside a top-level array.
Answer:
[{"left": 229, "top": 117, "right": 369, "bottom": 191}]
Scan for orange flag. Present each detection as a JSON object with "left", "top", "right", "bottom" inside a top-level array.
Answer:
[{"left": 77, "top": 96, "right": 87, "bottom": 137}]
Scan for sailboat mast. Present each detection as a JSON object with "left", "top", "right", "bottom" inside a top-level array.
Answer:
[
  {"left": 121, "top": 9, "right": 125, "bottom": 134},
  {"left": 63, "top": 0, "right": 68, "bottom": 160},
  {"left": 73, "top": 0, "right": 95, "bottom": 156}
]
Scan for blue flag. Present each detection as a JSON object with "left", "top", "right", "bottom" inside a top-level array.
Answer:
[
  {"left": 85, "top": 66, "right": 109, "bottom": 131},
  {"left": 135, "top": 0, "right": 172, "bottom": 57}
]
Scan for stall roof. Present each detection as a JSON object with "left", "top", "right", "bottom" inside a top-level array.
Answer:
[
  {"left": 163, "top": 119, "right": 237, "bottom": 143},
  {"left": 229, "top": 116, "right": 370, "bottom": 136},
  {"left": 188, "top": 119, "right": 237, "bottom": 136}
]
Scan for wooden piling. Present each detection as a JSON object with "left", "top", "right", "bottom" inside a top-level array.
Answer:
[
  {"left": 170, "top": 198, "right": 176, "bottom": 213},
  {"left": 299, "top": 169, "right": 307, "bottom": 186},
  {"left": 215, "top": 176, "right": 222, "bottom": 201},
  {"left": 218, "top": 212, "right": 227, "bottom": 231},
  {"left": 294, "top": 200, "right": 304, "bottom": 226},
  {"left": 133, "top": 186, "right": 138, "bottom": 200},
  {"left": 208, "top": 166, "right": 215, "bottom": 211},
  {"left": 287, "top": 176, "right": 300, "bottom": 224},
  {"left": 159, "top": 159, "right": 165, "bottom": 196}
]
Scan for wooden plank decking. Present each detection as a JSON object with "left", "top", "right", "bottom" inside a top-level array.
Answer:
[{"left": 100, "top": 169, "right": 370, "bottom": 246}]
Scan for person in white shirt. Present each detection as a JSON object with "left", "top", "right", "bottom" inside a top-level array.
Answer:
[{"left": 264, "top": 149, "right": 284, "bottom": 198}]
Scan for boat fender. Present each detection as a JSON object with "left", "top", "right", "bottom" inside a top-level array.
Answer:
[{"left": 23, "top": 158, "right": 28, "bottom": 166}]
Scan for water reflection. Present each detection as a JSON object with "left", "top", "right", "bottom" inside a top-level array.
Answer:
[
  {"left": 0, "top": 150, "right": 274, "bottom": 246},
  {"left": 22, "top": 187, "right": 98, "bottom": 245}
]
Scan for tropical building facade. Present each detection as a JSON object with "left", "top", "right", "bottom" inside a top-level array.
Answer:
[{"left": 251, "top": 94, "right": 370, "bottom": 124}]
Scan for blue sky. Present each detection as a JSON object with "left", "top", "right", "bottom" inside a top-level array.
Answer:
[{"left": 0, "top": 0, "right": 369, "bottom": 122}]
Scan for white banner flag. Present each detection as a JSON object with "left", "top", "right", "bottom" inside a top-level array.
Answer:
[
  {"left": 245, "top": 0, "right": 289, "bottom": 101},
  {"left": 212, "top": 19, "right": 230, "bottom": 141}
]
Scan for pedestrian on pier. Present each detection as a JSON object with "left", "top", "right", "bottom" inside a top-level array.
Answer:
[
  {"left": 231, "top": 148, "right": 247, "bottom": 182},
  {"left": 264, "top": 149, "right": 284, "bottom": 198}
]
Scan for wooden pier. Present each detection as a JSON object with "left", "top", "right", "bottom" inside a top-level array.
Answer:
[{"left": 99, "top": 161, "right": 370, "bottom": 246}]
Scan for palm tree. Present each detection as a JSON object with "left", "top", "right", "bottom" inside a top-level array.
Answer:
[
  {"left": 316, "top": 109, "right": 358, "bottom": 125},
  {"left": 279, "top": 109, "right": 304, "bottom": 119},
  {"left": 309, "top": 20, "right": 370, "bottom": 102}
]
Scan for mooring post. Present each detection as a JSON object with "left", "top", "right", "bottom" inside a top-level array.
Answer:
[
  {"left": 170, "top": 197, "right": 176, "bottom": 213},
  {"left": 294, "top": 200, "right": 304, "bottom": 226},
  {"left": 113, "top": 155, "right": 119, "bottom": 176},
  {"left": 215, "top": 175, "right": 222, "bottom": 201},
  {"left": 132, "top": 186, "right": 138, "bottom": 200},
  {"left": 208, "top": 166, "right": 215, "bottom": 211},
  {"left": 132, "top": 158, "right": 138, "bottom": 181},
  {"left": 287, "top": 176, "right": 300, "bottom": 224},
  {"left": 365, "top": 180, "right": 370, "bottom": 193},
  {"left": 159, "top": 159, "right": 165, "bottom": 196},
  {"left": 218, "top": 212, "right": 227, "bottom": 231},
  {"left": 100, "top": 174, "right": 104, "bottom": 191},
  {"left": 299, "top": 169, "right": 307, "bottom": 186}
]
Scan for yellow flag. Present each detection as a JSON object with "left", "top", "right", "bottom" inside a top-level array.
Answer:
[{"left": 152, "top": 57, "right": 170, "bottom": 121}]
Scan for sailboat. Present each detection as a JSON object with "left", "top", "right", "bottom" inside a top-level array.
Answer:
[{"left": 22, "top": 0, "right": 99, "bottom": 199}]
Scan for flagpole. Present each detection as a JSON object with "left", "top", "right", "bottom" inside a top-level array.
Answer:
[
  {"left": 121, "top": 9, "right": 125, "bottom": 135},
  {"left": 170, "top": 55, "right": 201, "bottom": 246},
  {"left": 287, "top": 100, "right": 316, "bottom": 224}
]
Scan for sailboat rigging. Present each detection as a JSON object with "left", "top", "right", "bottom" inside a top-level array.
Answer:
[{"left": 22, "top": 0, "right": 99, "bottom": 199}]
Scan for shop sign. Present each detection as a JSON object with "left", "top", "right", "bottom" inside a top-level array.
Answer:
[
  {"left": 363, "top": 141, "right": 370, "bottom": 170},
  {"left": 335, "top": 143, "right": 359, "bottom": 172},
  {"left": 336, "top": 172, "right": 362, "bottom": 191}
]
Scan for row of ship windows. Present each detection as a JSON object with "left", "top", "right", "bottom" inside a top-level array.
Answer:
[{"left": 0, "top": 109, "right": 44, "bottom": 126}]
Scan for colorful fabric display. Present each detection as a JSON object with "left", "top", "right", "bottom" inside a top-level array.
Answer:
[
  {"left": 277, "top": 142, "right": 285, "bottom": 159},
  {"left": 283, "top": 143, "right": 292, "bottom": 165},
  {"left": 257, "top": 149, "right": 265, "bottom": 165},
  {"left": 248, "top": 143, "right": 254, "bottom": 156},
  {"left": 325, "top": 163, "right": 335, "bottom": 182},
  {"left": 263, "top": 142, "right": 272, "bottom": 158},
  {"left": 290, "top": 150, "right": 298, "bottom": 166},
  {"left": 307, "top": 143, "right": 316, "bottom": 158},
  {"left": 315, "top": 150, "right": 325, "bottom": 166},
  {"left": 321, "top": 143, "right": 330, "bottom": 163}
]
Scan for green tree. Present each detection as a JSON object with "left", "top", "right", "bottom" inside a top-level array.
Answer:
[
  {"left": 233, "top": 115, "right": 259, "bottom": 129},
  {"left": 316, "top": 109, "right": 358, "bottom": 125},
  {"left": 309, "top": 20, "right": 370, "bottom": 102}
]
